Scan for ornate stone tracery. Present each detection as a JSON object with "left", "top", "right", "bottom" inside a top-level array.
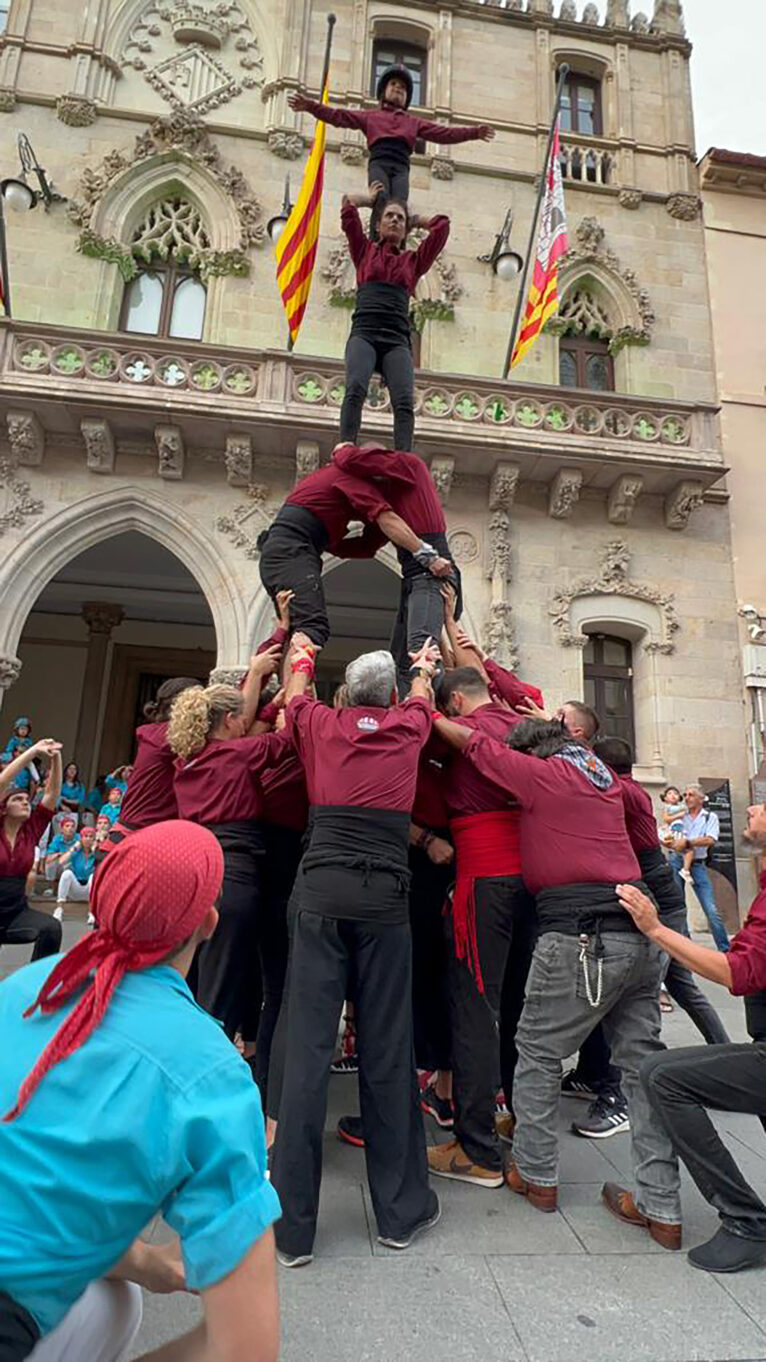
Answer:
[
  {"left": 549, "top": 540, "right": 680, "bottom": 654},
  {"left": 0, "top": 456, "right": 44, "bottom": 538},
  {"left": 119, "top": 1, "right": 264, "bottom": 115},
  {"left": 131, "top": 196, "right": 210, "bottom": 269},
  {"left": 550, "top": 216, "right": 656, "bottom": 355}
]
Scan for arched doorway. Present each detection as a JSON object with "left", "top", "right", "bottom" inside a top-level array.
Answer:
[{"left": 13, "top": 531, "right": 216, "bottom": 784}]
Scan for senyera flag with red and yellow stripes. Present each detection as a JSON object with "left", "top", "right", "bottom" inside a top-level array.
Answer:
[
  {"left": 274, "top": 81, "right": 329, "bottom": 346},
  {"left": 510, "top": 122, "right": 568, "bottom": 369}
]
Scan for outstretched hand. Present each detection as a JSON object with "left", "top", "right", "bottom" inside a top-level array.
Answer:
[
  {"left": 616, "top": 883, "right": 661, "bottom": 937},
  {"left": 409, "top": 637, "right": 440, "bottom": 678},
  {"left": 478, "top": 126, "right": 495, "bottom": 142},
  {"left": 288, "top": 91, "right": 311, "bottom": 113},
  {"left": 250, "top": 644, "right": 282, "bottom": 677},
  {"left": 31, "top": 739, "right": 62, "bottom": 759}
]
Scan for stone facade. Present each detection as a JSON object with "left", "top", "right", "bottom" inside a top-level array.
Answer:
[{"left": 0, "top": 0, "right": 753, "bottom": 913}]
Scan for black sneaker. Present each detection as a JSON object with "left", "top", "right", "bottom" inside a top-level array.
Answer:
[
  {"left": 572, "top": 1095, "right": 630, "bottom": 1139},
  {"left": 420, "top": 1083, "right": 454, "bottom": 1129},
  {"left": 330, "top": 1053, "right": 359, "bottom": 1075},
  {"left": 337, "top": 1115, "right": 365, "bottom": 1147},
  {"left": 561, "top": 1070, "right": 597, "bottom": 1101},
  {"left": 378, "top": 1197, "right": 441, "bottom": 1250}
]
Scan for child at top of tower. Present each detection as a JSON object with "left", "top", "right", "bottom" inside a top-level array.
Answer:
[{"left": 289, "top": 64, "right": 494, "bottom": 229}]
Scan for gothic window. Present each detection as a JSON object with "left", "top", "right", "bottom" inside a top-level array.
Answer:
[
  {"left": 371, "top": 40, "right": 427, "bottom": 107},
  {"left": 560, "top": 73, "right": 602, "bottom": 136},
  {"left": 583, "top": 633, "right": 635, "bottom": 749},
  {"left": 557, "top": 289, "right": 615, "bottom": 392},
  {"left": 119, "top": 198, "right": 208, "bottom": 341}
]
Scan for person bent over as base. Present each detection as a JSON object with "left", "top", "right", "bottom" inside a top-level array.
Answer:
[
  {"left": 619, "top": 800, "right": 766, "bottom": 1274},
  {"left": 434, "top": 714, "right": 682, "bottom": 1245},
  {"left": 0, "top": 822, "right": 280, "bottom": 1362},
  {"left": 271, "top": 638, "right": 440, "bottom": 1266}
]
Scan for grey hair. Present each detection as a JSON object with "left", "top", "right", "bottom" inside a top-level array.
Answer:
[
  {"left": 684, "top": 783, "right": 705, "bottom": 798},
  {"left": 345, "top": 650, "right": 397, "bottom": 708}
]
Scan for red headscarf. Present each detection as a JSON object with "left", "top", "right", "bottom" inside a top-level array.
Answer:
[{"left": 3, "top": 819, "right": 223, "bottom": 1121}]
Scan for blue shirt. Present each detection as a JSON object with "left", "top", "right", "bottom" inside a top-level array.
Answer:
[
  {"left": 46, "top": 834, "right": 77, "bottom": 858},
  {"left": 105, "top": 776, "right": 128, "bottom": 795},
  {"left": 0, "top": 959, "right": 280, "bottom": 1336},
  {"left": 682, "top": 808, "right": 720, "bottom": 861},
  {"left": 60, "top": 781, "right": 85, "bottom": 807},
  {"left": 68, "top": 848, "right": 95, "bottom": 883},
  {"left": 99, "top": 802, "right": 121, "bottom": 825}
]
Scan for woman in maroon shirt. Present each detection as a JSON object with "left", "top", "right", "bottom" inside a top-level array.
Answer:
[
  {"left": 338, "top": 186, "right": 449, "bottom": 452},
  {"left": 168, "top": 683, "right": 290, "bottom": 1042},
  {"left": 0, "top": 740, "right": 63, "bottom": 960}
]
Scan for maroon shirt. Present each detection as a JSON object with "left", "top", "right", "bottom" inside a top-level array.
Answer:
[
  {"left": 445, "top": 704, "right": 521, "bottom": 818},
  {"left": 341, "top": 203, "right": 449, "bottom": 295},
  {"left": 174, "top": 732, "right": 291, "bottom": 824},
  {"left": 461, "top": 732, "right": 639, "bottom": 894},
  {"left": 286, "top": 693, "right": 431, "bottom": 811},
  {"left": 412, "top": 753, "right": 450, "bottom": 832},
  {"left": 333, "top": 444, "right": 445, "bottom": 536},
  {"left": 303, "top": 99, "right": 489, "bottom": 153},
  {"left": 484, "top": 658, "right": 545, "bottom": 713},
  {"left": 120, "top": 722, "right": 179, "bottom": 829},
  {"left": 261, "top": 748, "right": 309, "bottom": 832},
  {"left": 729, "top": 872, "right": 766, "bottom": 996},
  {"left": 0, "top": 806, "right": 53, "bottom": 878},
  {"left": 618, "top": 772, "right": 660, "bottom": 855},
  {"left": 285, "top": 461, "right": 392, "bottom": 557}
]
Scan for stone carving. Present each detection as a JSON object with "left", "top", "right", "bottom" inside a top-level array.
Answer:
[
  {"left": 559, "top": 0, "right": 577, "bottom": 19},
  {"left": 559, "top": 216, "right": 655, "bottom": 350},
  {"left": 81, "top": 418, "right": 116, "bottom": 473},
  {"left": 556, "top": 289, "right": 612, "bottom": 339},
  {"left": 0, "top": 457, "right": 43, "bottom": 536},
  {"left": 0, "top": 89, "right": 17, "bottom": 113},
  {"left": 121, "top": 2, "right": 264, "bottom": 87},
  {"left": 82, "top": 602, "right": 125, "bottom": 635},
  {"left": 607, "top": 474, "right": 644, "bottom": 525},
  {"left": 430, "top": 157, "right": 455, "bottom": 181},
  {"left": 605, "top": 0, "right": 630, "bottom": 23},
  {"left": 582, "top": 2, "right": 600, "bottom": 22},
  {"left": 0, "top": 655, "right": 22, "bottom": 689},
  {"left": 430, "top": 456, "right": 455, "bottom": 505},
  {"left": 340, "top": 143, "right": 365, "bottom": 166},
  {"left": 209, "top": 666, "right": 249, "bottom": 687},
  {"left": 225, "top": 434, "right": 252, "bottom": 487},
  {"left": 483, "top": 601, "right": 518, "bottom": 670},
  {"left": 56, "top": 95, "right": 98, "bottom": 127},
  {"left": 155, "top": 424, "right": 185, "bottom": 479},
  {"left": 486, "top": 510, "right": 512, "bottom": 583},
  {"left": 268, "top": 129, "right": 305, "bottom": 160},
  {"left": 216, "top": 483, "right": 273, "bottom": 559},
  {"left": 631, "top": 11, "right": 650, "bottom": 30},
  {"left": 651, "top": 0, "right": 686, "bottom": 36},
  {"left": 667, "top": 193, "right": 701, "bottom": 221},
  {"left": 68, "top": 109, "right": 265, "bottom": 271},
  {"left": 489, "top": 461, "right": 520, "bottom": 511},
  {"left": 447, "top": 530, "right": 479, "bottom": 564},
  {"left": 527, "top": 0, "right": 553, "bottom": 12},
  {"left": 548, "top": 468, "right": 583, "bottom": 519},
  {"left": 549, "top": 540, "right": 680, "bottom": 653},
  {"left": 619, "top": 188, "right": 643, "bottom": 210},
  {"left": 146, "top": 46, "right": 241, "bottom": 116},
  {"left": 132, "top": 196, "right": 210, "bottom": 271},
  {"left": 665, "top": 480, "right": 703, "bottom": 531},
  {"left": 295, "top": 441, "right": 320, "bottom": 483},
  {"left": 7, "top": 412, "right": 45, "bottom": 467}
]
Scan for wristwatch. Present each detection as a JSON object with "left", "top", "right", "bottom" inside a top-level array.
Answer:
[{"left": 413, "top": 541, "right": 438, "bottom": 567}]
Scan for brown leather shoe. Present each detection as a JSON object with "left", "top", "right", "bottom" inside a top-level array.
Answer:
[
  {"left": 601, "top": 1182, "right": 681, "bottom": 1250},
  {"left": 505, "top": 1160, "right": 558, "bottom": 1212}
]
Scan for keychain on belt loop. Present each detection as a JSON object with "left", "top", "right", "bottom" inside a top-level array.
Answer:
[{"left": 578, "top": 930, "right": 604, "bottom": 1008}]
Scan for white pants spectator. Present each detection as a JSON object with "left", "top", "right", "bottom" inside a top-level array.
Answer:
[
  {"left": 54, "top": 871, "right": 91, "bottom": 920},
  {"left": 28, "top": 1281, "right": 142, "bottom": 1362}
]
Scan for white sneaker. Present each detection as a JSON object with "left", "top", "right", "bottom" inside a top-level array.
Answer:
[
  {"left": 87, "top": 913, "right": 96, "bottom": 927},
  {"left": 53, "top": 905, "right": 64, "bottom": 922}
]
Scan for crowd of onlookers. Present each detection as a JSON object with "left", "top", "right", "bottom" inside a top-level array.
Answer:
[{"left": 0, "top": 716, "right": 133, "bottom": 924}]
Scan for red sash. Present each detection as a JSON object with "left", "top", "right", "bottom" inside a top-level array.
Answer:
[{"left": 449, "top": 810, "right": 521, "bottom": 993}]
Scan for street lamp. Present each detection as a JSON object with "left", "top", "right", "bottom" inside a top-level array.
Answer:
[
  {"left": 0, "top": 132, "right": 66, "bottom": 212},
  {"left": 478, "top": 207, "right": 524, "bottom": 280},
  {"left": 267, "top": 175, "right": 294, "bottom": 245}
]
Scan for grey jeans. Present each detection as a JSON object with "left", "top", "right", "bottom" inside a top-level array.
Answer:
[{"left": 513, "top": 930, "right": 681, "bottom": 1225}]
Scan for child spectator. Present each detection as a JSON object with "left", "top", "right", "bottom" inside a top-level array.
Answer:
[
  {"left": 42, "top": 816, "right": 78, "bottom": 896},
  {"left": 99, "top": 787, "right": 123, "bottom": 826},
  {"left": 659, "top": 785, "right": 693, "bottom": 882},
  {"left": 54, "top": 826, "right": 97, "bottom": 924}
]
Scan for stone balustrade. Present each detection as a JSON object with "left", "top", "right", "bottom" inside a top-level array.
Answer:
[{"left": 559, "top": 139, "right": 615, "bottom": 187}]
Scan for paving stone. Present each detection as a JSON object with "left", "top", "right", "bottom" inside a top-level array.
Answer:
[
  {"left": 557, "top": 1181, "right": 719, "bottom": 1256},
  {"left": 487, "top": 1253, "right": 766, "bottom": 1362}
]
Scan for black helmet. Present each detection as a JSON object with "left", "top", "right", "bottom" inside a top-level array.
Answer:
[{"left": 376, "top": 64, "right": 413, "bottom": 108}]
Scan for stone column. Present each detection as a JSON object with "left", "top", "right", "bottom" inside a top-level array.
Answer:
[{"left": 74, "top": 602, "right": 124, "bottom": 781}]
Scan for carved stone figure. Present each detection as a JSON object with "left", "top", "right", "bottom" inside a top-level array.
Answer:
[
  {"left": 295, "top": 441, "right": 320, "bottom": 483},
  {"left": 155, "top": 424, "right": 185, "bottom": 479},
  {"left": 0, "top": 655, "right": 22, "bottom": 689},
  {"left": 268, "top": 129, "right": 305, "bottom": 161},
  {"left": 430, "top": 456, "right": 455, "bottom": 504},
  {"left": 489, "top": 461, "right": 520, "bottom": 511},
  {"left": 619, "top": 188, "right": 643, "bottom": 211},
  {"left": 605, "top": 0, "right": 630, "bottom": 24},
  {"left": 667, "top": 193, "right": 701, "bottom": 221},
  {"left": 582, "top": 3, "right": 600, "bottom": 23},
  {"left": 82, "top": 602, "right": 125, "bottom": 635},
  {"left": 81, "top": 419, "right": 116, "bottom": 474},
  {"left": 0, "top": 457, "right": 43, "bottom": 536},
  {"left": 7, "top": 412, "right": 45, "bottom": 467},
  {"left": 651, "top": 0, "right": 685, "bottom": 36},
  {"left": 549, "top": 541, "right": 680, "bottom": 653},
  {"left": 665, "top": 480, "right": 704, "bottom": 530},
  {"left": 548, "top": 468, "right": 583, "bottom": 519},
  {"left": 225, "top": 434, "right": 252, "bottom": 487},
  {"left": 483, "top": 601, "right": 518, "bottom": 670},
  {"left": 431, "top": 157, "right": 455, "bottom": 182},
  {"left": 56, "top": 96, "right": 98, "bottom": 127},
  {"left": 607, "top": 475, "right": 644, "bottom": 525}
]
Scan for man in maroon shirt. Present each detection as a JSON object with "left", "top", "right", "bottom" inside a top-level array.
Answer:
[
  {"left": 433, "top": 713, "right": 682, "bottom": 1244},
  {"left": 425, "top": 666, "right": 537, "bottom": 1187},
  {"left": 332, "top": 442, "right": 458, "bottom": 692},
  {"left": 271, "top": 638, "right": 441, "bottom": 1266},
  {"left": 619, "top": 801, "right": 766, "bottom": 1273},
  {"left": 258, "top": 457, "right": 447, "bottom": 650}
]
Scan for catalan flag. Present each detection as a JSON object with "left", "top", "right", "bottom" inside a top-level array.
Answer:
[
  {"left": 510, "top": 122, "right": 568, "bottom": 369},
  {"left": 274, "top": 80, "right": 329, "bottom": 347}
]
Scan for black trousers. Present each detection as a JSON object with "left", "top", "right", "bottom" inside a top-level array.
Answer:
[
  {"left": 193, "top": 866, "right": 263, "bottom": 1041},
  {"left": 340, "top": 333, "right": 415, "bottom": 451},
  {"left": 390, "top": 572, "right": 455, "bottom": 697},
  {"left": 272, "top": 907, "right": 436, "bottom": 1257},
  {"left": 409, "top": 845, "right": 452, "bottom": 1071},
  {"left": 248, "top": 827, "right": 301, "bottom": 1104},
  {"left": 0, "top": 902, "right": 61, "bottom": 960},
  {"left": 259, "top": 523, "right": 329, "bottom": 649},
  {"left": 446, "top": 875, "right": 536, "bottom": 1171},
  {"left": 642, "top": 1043, "right": 766, "bottom": 1240},
  {"left": 368, "top": 156, "right": 409, "bottom": 237}
]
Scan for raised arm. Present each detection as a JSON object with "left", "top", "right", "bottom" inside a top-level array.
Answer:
[
  {"left": 289, "top": 91, "right": 369, "bottom": 135},
  {"left": 410, "top": 215, "right": 450, "bottom": 281},
  {"left": 431, "top": 721, "right": 537, "bottom": 806},
  {"left": 41, "top": 747, "right": 62, "bottom": 811},
  {"left": 241, "top": 646, "right": 282, "bottom": 732},
  {"left": 415, "top": 118, "right": 495, "bottom": 146},
  {"left": 341, "top": 196, "right": 371, "bottom": 269},
  {"left": 0, "top": 739, "right": 60, "bottom": 798},
  {"left": 617, "top": 884, "right": 733, "bottom": 989},
  {"left": 484, "top": 657, "right": 545, "bottom": 713}
]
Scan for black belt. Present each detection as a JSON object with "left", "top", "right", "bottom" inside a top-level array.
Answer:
[
  {"left": 369, "top": 137, "right": 411, "bottom": 167},
  {"left": 258, "top": 504, "right": 329, "bottom": 556},
  {"left": 536, "top": 879, "right": 651, "bottom": 936}
]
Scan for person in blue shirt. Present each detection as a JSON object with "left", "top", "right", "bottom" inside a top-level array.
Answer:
[
  {"left": 105, "top": 765, "right": 132, "bottom": 797},
  {"left": 2, "top": 717, "right": 33, "bottom": 761},
  {"left": 99, "top": 786, "right": 123, "bottom": 826},
  {"left": 0, "top": 820, "right": 280, "bottom": 1362},
  {"left": 53, "top": 825, "right": 97, "bottom": 924},
  {"left": 41, "top": 816, "right": 78, "bottom": 892},
  {"left": 59, "top": 762, "right": 85, "bottom": 819}
]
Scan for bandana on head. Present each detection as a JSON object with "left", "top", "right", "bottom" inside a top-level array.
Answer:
[{"left": 3, "top": 820, "right": 223, "bottom": 1122}]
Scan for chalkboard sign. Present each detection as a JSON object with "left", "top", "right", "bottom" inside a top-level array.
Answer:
[{"left": 700, "top": 778, "right": 738, "bottom": 894}]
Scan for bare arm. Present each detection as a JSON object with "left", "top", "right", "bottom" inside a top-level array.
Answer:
[
  {"left": 241, "top": 646, "right": 282, "bottom": 732},
  {"left": 41, "top": 749, "right": 62, "bottom": 811},
  {"left": 134, "top": 1230, "right": 279, "bottom": 1362},
  {"left": 0, "top": 739, "right": 60, "bottom": 798},
  {"left": 616, "top": 884, "right": 733, "bottom": 988}
]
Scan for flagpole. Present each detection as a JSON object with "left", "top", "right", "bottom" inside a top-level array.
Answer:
[
  {"left": 286, "top": 13, "right": 336, "bottom": 352},
  {"left": 0, "top": 197, "right": 12, "bottom": 318},
  {"left": 502, "top": 63, "right": 568, "bottom": 379}
]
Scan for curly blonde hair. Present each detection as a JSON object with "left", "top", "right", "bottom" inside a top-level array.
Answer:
[{"left": 167, "top": 684, "right": 244, "bottom": 760}]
